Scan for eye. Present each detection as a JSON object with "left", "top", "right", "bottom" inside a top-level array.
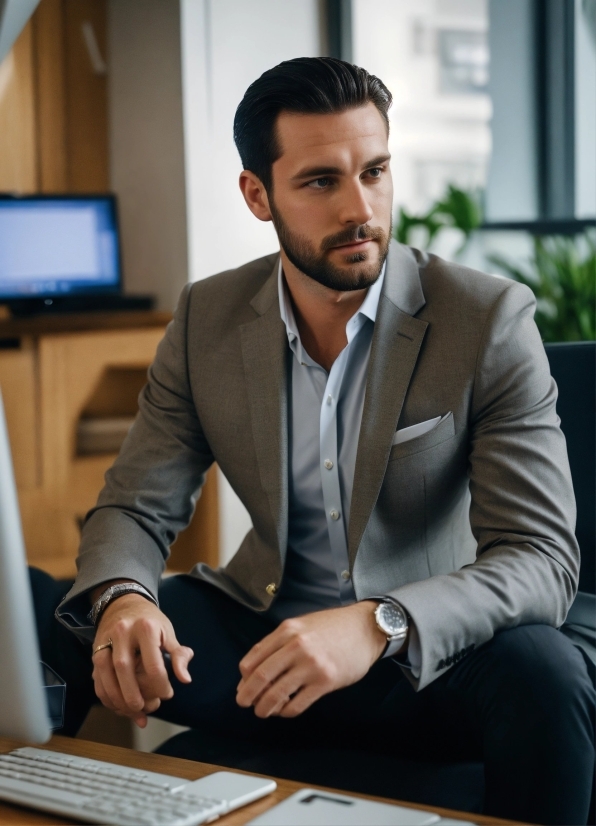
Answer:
[
  {"left": 307, "top": 177, "right": 332, "bottom": 189},
  {"left": 366, "top": 167, "right": 383, "bottom": 179}
]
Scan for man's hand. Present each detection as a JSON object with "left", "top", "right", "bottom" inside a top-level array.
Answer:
[
  {"left": 236, "top": 601, "right": 391, "bottom": 719},
  {"left": 91, "top": 594, "right": 194, "bottom": 728}
]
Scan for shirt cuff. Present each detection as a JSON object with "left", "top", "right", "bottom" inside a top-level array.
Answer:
[
  {"left": 55, "top": 599, "right": 96, "bottom": 644},
  {"left": 389, "top": 620, "right": 421, "bottom": 678}
]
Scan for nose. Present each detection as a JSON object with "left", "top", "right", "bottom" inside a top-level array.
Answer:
[{"left": 338, "top": 179, "right": 374, "bottom": 226}]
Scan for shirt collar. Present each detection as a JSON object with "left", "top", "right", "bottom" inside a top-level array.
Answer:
[{"left": 277, "top": 257, "right": 386, "bottom": 348}]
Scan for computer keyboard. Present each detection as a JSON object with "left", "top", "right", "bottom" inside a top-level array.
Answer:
[{"left": 0, "top": 747, "right": 228, "bottom": 825}]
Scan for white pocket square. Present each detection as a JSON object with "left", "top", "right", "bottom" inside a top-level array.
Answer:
[{"left": 392, "top": 416, "right": 442, "bottom": 446}]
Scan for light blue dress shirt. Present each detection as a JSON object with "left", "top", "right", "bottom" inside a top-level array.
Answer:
[
  {"left": 269, "top": 261, "right": 421, "bottom": 671},
  {"left": 270, "top": 261, "right": 384, "bottom": 619}
]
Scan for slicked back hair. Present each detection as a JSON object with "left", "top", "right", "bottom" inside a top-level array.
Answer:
[{"left": 233, "top": 57, "right": 392, "bottom": 192}]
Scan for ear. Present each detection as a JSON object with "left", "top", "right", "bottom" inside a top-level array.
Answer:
[{"left": 239, "top": 170, "right": 273, "bottom": 222}]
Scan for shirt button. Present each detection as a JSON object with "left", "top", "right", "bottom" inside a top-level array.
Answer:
[
  {"left": 324, "top": 459, "right": 334, "bottom": 470},
  {"left": 341, "top": 570, "right": 351, "bottom": 581},
  {"left": 326, "top": 395, "right": 333, "bottom": 405},
  {"left": 265, "top": 583, "right": 278, "bottom": 596},
  {"left": 329, "top": 509, "right": 340, "bottom": 521}
]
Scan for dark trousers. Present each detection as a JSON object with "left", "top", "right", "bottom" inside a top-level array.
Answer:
[{"left": 31, "top": 568, "right": 595, "bottom": 825}]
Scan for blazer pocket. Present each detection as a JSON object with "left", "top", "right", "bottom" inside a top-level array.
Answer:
[
  {"left": 392, "top": 415, "right": 441, "bottom": 446},
  {"left": 388, "top": 411, "right": 455, "bottom": 461}
]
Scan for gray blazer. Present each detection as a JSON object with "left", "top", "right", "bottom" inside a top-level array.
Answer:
[{"left": 59, "top": 240, "right": 579, "bottom": 691}]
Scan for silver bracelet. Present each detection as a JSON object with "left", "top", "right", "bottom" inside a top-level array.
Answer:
[{"left": 87, "top": 583, "right": 158, "bottom": 626}]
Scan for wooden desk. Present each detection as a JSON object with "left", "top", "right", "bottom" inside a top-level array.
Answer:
[{"left": 0, "top": 735, "right": 523, "bottom": 826}]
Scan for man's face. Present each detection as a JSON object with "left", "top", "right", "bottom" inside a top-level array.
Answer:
[{"left": 268, "top": 103, "right": 393, "bottom": 292}]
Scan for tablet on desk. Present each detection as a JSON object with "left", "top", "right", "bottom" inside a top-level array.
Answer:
[{"left": 247, "top": 787, "right": 474, "bottom": 826}]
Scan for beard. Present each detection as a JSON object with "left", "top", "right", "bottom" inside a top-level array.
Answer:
[{"left": 269, "top": 199, "right": 391, "bottom": 292}]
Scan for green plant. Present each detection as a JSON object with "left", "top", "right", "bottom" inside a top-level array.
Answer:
[
  {"left": 488, "top": 233, "right": 596, "bottom": 342},
  {"left": 395, "top": 185, "right": 595, "bottom": 342},
  {"left": 394, "top": 185, "right": 482, "bottom": 251}
]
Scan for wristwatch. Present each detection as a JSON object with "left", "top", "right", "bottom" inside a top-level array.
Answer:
[
  {"left": 374, "top": 599, "right": 409, "bottom": 643},
  {"left": 88, "top": 583, "right": 158, "bottom": 626}
]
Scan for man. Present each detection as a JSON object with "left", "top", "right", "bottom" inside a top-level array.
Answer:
[{"left": 41, "top": 58, "right": 593, "bottom": 823}]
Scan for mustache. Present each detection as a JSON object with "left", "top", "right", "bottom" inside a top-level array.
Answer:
[{"left": 321, "top": 224, "right": 386, "bottom": 252}]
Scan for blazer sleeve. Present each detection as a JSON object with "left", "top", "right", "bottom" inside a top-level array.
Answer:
[
  {"left": 56, "top": 283, "right": 214, "bottom": 641},
  {"left": 389, "top": 281, "right": 580, "bottom": 690}
]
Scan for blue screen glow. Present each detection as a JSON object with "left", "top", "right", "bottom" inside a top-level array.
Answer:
[{"left": 0, "top": 197, "right": 120, "bottom": 298}]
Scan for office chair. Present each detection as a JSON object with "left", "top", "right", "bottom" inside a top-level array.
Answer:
[
  {"left": 545, "top": 342, "right": 595, "bottom": 596},
  {"left": 158, "top": 341, "right": 596, "bottom": 815}
]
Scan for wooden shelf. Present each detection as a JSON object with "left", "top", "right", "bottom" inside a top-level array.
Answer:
[
  {"left": 0, "top": 320, "right": 219, "bottom": 579},
  {"left": 0, "top": 310, "right": 172, "bottom": 340}
]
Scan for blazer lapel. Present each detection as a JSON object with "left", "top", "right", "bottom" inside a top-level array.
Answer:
[
  {"left": 240, "top": 257, "right": 289, "bottom": 562},
  {"left": 348, "top": 242, "right": 429, "bottom": 567}
]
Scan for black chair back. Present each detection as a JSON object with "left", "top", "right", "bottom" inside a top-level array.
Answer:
[{"left": 544, "top": 342, "right": 595, "bottom": 594}]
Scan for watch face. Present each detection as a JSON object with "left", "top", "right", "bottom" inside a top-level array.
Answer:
[{"left": 378, "top": 602, "right": 407, "bottom": 636}]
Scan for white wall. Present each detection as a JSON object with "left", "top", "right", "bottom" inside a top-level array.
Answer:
[
  {"left": 108, "top": 0, "right": 189, "bottom": 310},
  {"left": 180, "top": 0, "right": 322, "bottom": 564},
  {"left": 181, "top": 0, "right": 321, "bottom": 282},
  {"left": 133, "top": 717, "right": 188, "bottom": 753}
]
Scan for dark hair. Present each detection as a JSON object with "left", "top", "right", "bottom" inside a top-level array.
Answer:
[{"left": 233, "top": 57, "right": 392, "bottom": 191}]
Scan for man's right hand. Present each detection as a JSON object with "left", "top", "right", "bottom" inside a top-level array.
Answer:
[{"left": 91, "top": 594, "right": 194, "bottom": 728}]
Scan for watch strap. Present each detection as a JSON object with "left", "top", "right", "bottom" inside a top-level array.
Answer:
[{"left": 88, "top": 583, "right": 158, "bottom": 626}]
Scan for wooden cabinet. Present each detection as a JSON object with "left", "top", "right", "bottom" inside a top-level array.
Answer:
[
  {"left": 0, "top": 313, "right": 219, "bottom": 579},
  {"left": 0, "top": 0, "right": 108, "bottom": 194}
]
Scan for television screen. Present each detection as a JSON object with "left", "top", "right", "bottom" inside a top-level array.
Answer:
[{"left": 0, "top": 196, "right": 121, "bottom": 299}]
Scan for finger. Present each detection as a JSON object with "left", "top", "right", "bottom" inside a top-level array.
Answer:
[
  {"left": 110, "top": 643, "right": 145, "bottom": 713},
  {"left": 253, "top": 670, "right": 306, "bottom": 719},
  {"left": 129, "top": 671, "right": 162, "bottom": 716},
  {"left": 279, "top": 684, "right": 323, "bottom": 718},
  {"left": 169, "top": 645, "right": 194, "bottom": 683},
  {"left": 95, "top": 654, "right": 131, "bottom": 714},
  {"left": 135, "top": 670, "right": 165, "bottom": 706},
  {"left": 94, "top": 665, "right": 149, "bottom": 726},
  {"left": 140, "top": 696, "right": 162, "bottom": 715},
  {"left": 136, "top": 622, "right": 173, "bottom": 699},
  {"left": 92, "top": 667, "right": 118, "bottom": 713},
  {"left": 238, "top": 625, "right": 292, "bottom": 680},
  {"left": 236, "top": 646, "right": 296, "bottom": 708}
]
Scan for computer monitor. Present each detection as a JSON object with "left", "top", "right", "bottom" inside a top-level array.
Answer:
[
  {"left": 0, "top": 195, "right": 121, "bottom": 301},
  {"left": 0, "top": 389, "right": 51, "bottom": 742}
]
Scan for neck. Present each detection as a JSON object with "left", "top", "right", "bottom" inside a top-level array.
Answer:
[{"left": 280, "top": 249, "right": 368, "bottom": 372}]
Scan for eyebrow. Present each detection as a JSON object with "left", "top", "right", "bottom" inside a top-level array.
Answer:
[{"left": 291, "top": 153, "right": 391, "bottom": 181}]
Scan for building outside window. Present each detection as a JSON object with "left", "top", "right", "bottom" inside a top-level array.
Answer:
[{"left": 352, "top": 0, "right": 491, "bottom": 218}]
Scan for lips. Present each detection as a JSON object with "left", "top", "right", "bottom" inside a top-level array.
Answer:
[{"left": 332, "top": 239, "right": 373, "bottom": 251}]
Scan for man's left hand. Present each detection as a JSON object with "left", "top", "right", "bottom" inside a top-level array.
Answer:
[{"left": 236, "top": 600, "right": 397, "bottom": 718}]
